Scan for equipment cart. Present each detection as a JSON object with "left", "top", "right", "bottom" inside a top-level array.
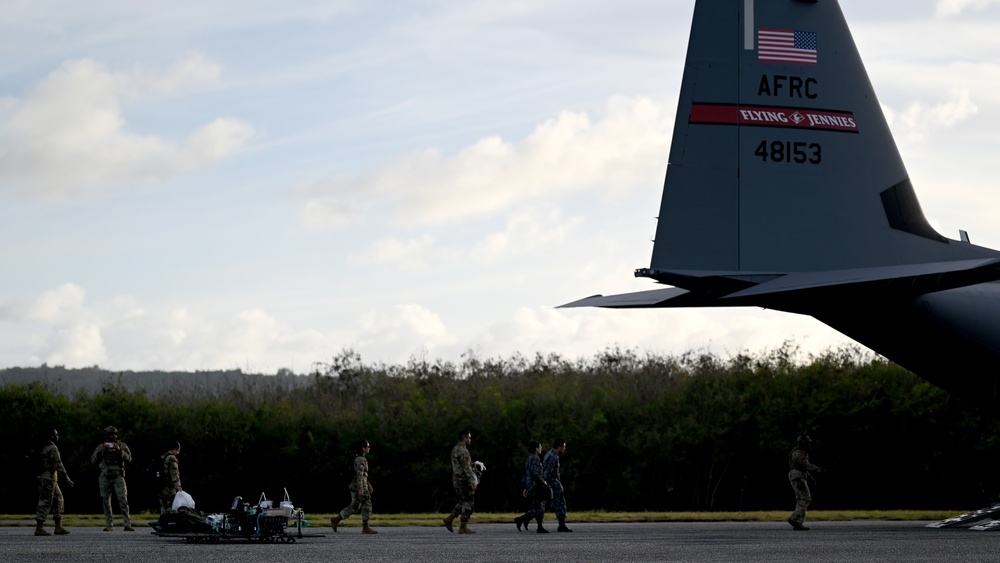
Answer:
[{"left": 151, "top": 490, "right": 325, "bottom": 543}]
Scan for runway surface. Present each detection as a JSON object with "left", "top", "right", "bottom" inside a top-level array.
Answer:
[{"left": 2, "top": 521, "right": 997, "bottom": 562}]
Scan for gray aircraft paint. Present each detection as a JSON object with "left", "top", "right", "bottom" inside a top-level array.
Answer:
[{"left": 562, "top": 0, "right": 1000, "bottom": 408}]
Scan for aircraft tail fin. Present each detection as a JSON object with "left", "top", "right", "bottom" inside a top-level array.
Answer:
[{"left": 649, "top": 0, "right": 993, "bottom": 276}]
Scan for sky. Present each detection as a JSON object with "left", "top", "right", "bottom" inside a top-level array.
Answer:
[{"left": 2, "top": 0, "right": 1000, "bottom": 373}]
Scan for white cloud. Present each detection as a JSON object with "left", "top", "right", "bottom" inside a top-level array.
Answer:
[
  {"left": 0, "top": 56, "right": 254, "bottom": 199},
  {"left": 300, "top": 95, "right": 672, "bottom": 229},
  {"left": 470, "top": 207, "right": 583, "bottom": 264},
  {"left": 351, "top": 206, "right": 583, "bottom": 272},
  {"left": 350, "top": 234, "right": 442, "bottom": 272},
  {"left": 39, "top": 323, "right": 107, "bottom": 367},
  {"left": 0, "top": 285, "right": 315, "bottom": 371},
  {"left": 1, "top": 284, "right": 460, "bottom": 372},
  {"left": 0, "top": 283, "right": 106, "bottom": 366},
  {"left": 128, "top": 54, "right": 221, "bottom": 97},
  {"left": 935, "top": 0, "right": 1000, "bottom": 17},
  {"left": 197, "top": 309, "right": 318, "bottom": 370},
  {"left": 461, "top": 306, "right": 853, "bottom": 364},
  {"left": 121, "top": 307, "right": 333, "bottom": 373},
  {"left": 357, "top": 304, "right": 454, "bottom": 350},
  {"left": 0, "top": 282, "right": 89, "bottom": 324},
  {"left": 0, "top": 279, "right": 858, "bottom": 372},
  {"left": 299, "top": 186, "right": 360, "bottom": 228},
  {"left": 883, "top": 88, "right": 978, "bottom": 145},
  {"left": 176, "top": 117, "right": 256, "bottom": 167}
]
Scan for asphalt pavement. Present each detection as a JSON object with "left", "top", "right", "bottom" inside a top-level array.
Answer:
[{"left": 1, "top": 520, "right": 998, "bottom": 562}]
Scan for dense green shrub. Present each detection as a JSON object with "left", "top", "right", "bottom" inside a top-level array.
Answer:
[{"left": 5, "top": 344, "right": 999, "bottom": 514}]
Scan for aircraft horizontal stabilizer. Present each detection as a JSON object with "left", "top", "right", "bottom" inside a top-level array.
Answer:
[
  {"left": 565, "top": 257, "right": 1000, "bottom": 311},
  {"left": 558, "top": 288, "right": 691, "bottom": 309},
  {"left": 722, "top": 258, "right": 1000, "bottom": 301}
]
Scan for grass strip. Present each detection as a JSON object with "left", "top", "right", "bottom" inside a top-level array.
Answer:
[{"left": 0, "top": 510, "right": 964, "bottom": 528}]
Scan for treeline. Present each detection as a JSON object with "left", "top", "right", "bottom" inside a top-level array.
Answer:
[
  {"left": 0, "top": 364, "right": 309, "bottom": 396},
  {"left": 5, "top": 345, "right": 1000, "bottom": 516}
]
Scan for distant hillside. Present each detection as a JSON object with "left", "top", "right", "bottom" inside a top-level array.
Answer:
[{"left": 0, "top": 364, "right": 312, "bottom": 396}]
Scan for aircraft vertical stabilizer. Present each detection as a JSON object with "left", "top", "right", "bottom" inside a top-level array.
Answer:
[{"left": 651, "top": 0, "right": 990, "bottom": 274}]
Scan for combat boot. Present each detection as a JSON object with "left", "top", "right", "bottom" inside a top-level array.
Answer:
[
  {"left": 787, "top": 518, "right": 809, "bottom": 531},
  {"left": 514, "top": 515, "right": 527, "bottom": 531},
  {"left": 362, "top": 523, "right": 379, "bottom": 534},
  {"left": 458, "top": 520, "right": 476, "bottom": 534},
  {"left": 330, "top": 515, "right": 342, "bottom": 532},
  {"left": 536, "top": 516, "right": 549, "bottom": 534},
  {"left": 443, "top": 514, "right": 456, "bottom": 532},
  {"left": 53, "top": 518, "right": 70, "bottom": 535},
  {"left": 34, "top": 520, "right": 51, "bottom": 537},
  {"left": 557, "top": 518, "right": 573, "bottom": 532}
]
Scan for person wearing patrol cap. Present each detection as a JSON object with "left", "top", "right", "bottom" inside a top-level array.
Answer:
[
  {"left": 330, "top": 439, "right": 378, "bottom": 534},
  {"left": 543, "top": 437, "right": 572, "bottom": 532},
  {"left": 787, "top": 434, "right": 824, "bottom": 531},
  {"left": 443, "top": 430, "right": 478, "bottom": 534},
  {"left": 514, "top": 440, "right": 549, "bottom": 534},
  {"left": 35, "top": 428, "right": 74, "bottom": 536},
  {"left": 158, "top": 441, "right": 183, "bottom": 514},
  {"left": 90, "top": 425, "right": 133, "bottom": 531}
]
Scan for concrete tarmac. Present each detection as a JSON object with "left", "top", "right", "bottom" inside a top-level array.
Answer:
[{"left": 2, "top": 521, "right": 998, "bottom": 562}]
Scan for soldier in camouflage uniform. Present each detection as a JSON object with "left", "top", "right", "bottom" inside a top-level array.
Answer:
[
  {"left": 330, "top": 439, "right": 378, "bottom": 534},
  {"left": 543, "top": 437, "right": 572, "bottom": 532},
  {"left": 35, "top": 429, "right": 75, "bottom": 536},
  {"left": 514, "top": 440, "right": 549, "bottom": 533},
  {"left": 787, "top": 435, "right": 824, "bottom": 531},
  {"left": 90, "top": 426, "right": 133, "bottom": 531},
  {"left": 443, "top": 430, "right": 478, "bottom": 534},
  {"left": 157, "top": 442, "right": 182, "bottom": 514}
]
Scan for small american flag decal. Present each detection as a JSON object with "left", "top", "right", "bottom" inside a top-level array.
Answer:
[{"left": 758, "top": 28, "right": 817, "bottom": 65}]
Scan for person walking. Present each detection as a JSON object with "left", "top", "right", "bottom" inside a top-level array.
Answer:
[
  {"left": 787, "top": 434, "right": 824, "bottom": 531},
  {"left": 330, "top": 439, "right": 378, "bottom": 534},
  {"left": 443, "top": 430, "right": 478, "bottom": 534},
  {"left": 515, "top": 440, "right": 549, "bottom": 533},
  {"left": 90, "top": 426, "right": 133, "bottom": 531},
  {"left": 157, "top": 442, "right": 182, "bottom": 514},
  {"left": 35, "top": 428, "right": 74, "bottom": 536},
  {"left": 543, "top": 437, "right": 572, "bottom": 532}
]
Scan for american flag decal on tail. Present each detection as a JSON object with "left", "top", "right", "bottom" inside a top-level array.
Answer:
[{"left": 758, "top": 28, "right": 817, "bottom": 65}]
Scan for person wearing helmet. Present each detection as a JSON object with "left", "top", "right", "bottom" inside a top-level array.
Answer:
[
  {"left": 787, "top": 434, "right": 824, "bottom": 531},
  {"left": 90, "top": 426, "right": 133, "bottom": 531}
]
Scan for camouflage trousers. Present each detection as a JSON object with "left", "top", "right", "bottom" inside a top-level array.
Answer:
[
  {"left": 36, "top": 478, "right": 64, "bottom": 522},
  {"left": 546, "top": 480, "right": 567, "bottom": 519},
  {"left": 157, "top": 487, "right": 177, "bottom": 514},
  {"left": 789, "top": 477, "right": 812, "bottom": 524},
  {"left": 98, "top": 473, "right": 131, "bottom": 527},
  {"left": 450, "top": 485, "right": 475, "bottom": 522},
  {"left": 339, "top": 488, "right": 373, "bottom": 522},
  {"left": 521, "top": 488, "right": 546, "bottom": 522}
]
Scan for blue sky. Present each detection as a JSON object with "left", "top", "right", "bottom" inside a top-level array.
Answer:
[{"left": 2, "top": 0, "right": 1000, "bottom": 372}]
